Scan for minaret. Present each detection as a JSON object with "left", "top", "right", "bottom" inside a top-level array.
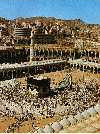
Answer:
[
  {"left": 0, "top": 28, "right": 2, "bottom": 38},
  {"left": 30, "top": 29, "right": 34, "bottom": 62}
]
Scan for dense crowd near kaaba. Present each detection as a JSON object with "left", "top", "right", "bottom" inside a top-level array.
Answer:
[
  {"left": 0, "top": 17, "right": 100, "bottom": 133},
  {"left": 58, "top": 79, "right": 100, "bottom": 116},
  {"left": 0, "top": 77, "right": 100, "bottom": 132}
]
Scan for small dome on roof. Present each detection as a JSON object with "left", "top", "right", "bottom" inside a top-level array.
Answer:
[{"left": 51, "top": 121, "right": 63, "bottom": 132}]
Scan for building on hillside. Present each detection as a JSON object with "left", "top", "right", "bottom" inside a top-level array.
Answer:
[
  {"left": 14, "top": 27, "right": 31, "bottom": 37},
  {"left": 0, "top": 26, "right": 9, "bottom": 37}
]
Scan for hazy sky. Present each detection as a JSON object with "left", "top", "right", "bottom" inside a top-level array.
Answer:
[{"left": 0, "top": 0, "right": 100, "bottom": 24}]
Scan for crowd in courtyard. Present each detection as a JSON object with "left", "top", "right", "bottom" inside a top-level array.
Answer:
[{"left": 0, "top": 77, "right": 100, "bottom": 132}]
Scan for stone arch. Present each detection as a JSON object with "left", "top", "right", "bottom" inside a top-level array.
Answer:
[
  {"left": 86, "top": 65, "right": 90, "bottom": 71},
  {"left": 73, "top": 64, "right": 76, "bottom": 68},
  {"left": 62, "top": 50, "right": 65, "bottom": 57},
  {"left": 86, "top": 50, "right": 89, "bottom": 57},
  {"left": 44, "top": 49, "right": 48, "bottom": 56},
  {"left": 40, "top": 49, "right": 44, "bottom": 56},
  {"left": 70, "top": 64, "right": 73, "bottom": 68},
  {"left": 36, "top": 49, "right": 39, "bottom": 56},
  {"left": 58, "top": 50, "right": 61, "bottom": 57},
  {"left": 98, "top": 68, "right": 100, "bottom": 73},
  {"left": 80, "top": 65, "right": 84, "bottom": 71},
  {"left": 66, "top": 50, "right": 70, "bottom": 57},
  {"left": 89, "top": 51, "right": 92, "bottom": 57},
  {"left": 84, "top": 65, "right": 87, "bottom": 72}
]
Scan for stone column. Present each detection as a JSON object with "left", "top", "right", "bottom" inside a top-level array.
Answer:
[
  {"left": 0, "top": 30, "right": 2, "bottom": 38},
  {"left": 11, "top": 70, "right": 14, "bottom": 79},
  {"left": 73, "top": 51, "right": 75, "bottom": 60},
  {"left": 14, "top": 52, "right": 16, "bottom": 63},
  {"left": 6, "top": 71, "right": 9, "bottom": 79},
  {"left": 60, "top": 50, "right": 62, "bottom": 59},
  {"left": 43, "top": 49, "right": 45, "bottom": 56},
  {"left": 52, "top": 65, "right": 54, "bottom": 71},
  {"left": 87, "top": 51, "right": 89, "bottom": 60},
  {"left": 83, "top": 65, "right": 84, "bottom": 72},
  {"left": 34, "top": 66, "right": 36, "bottom": 74},
  {"left": 47, "top": 49, "right": 49, "bottom": 57},
  {"left": 11, "top": 52, "right": 13, "bottom": 63},
  {"left": 79, "top": 64, "right": 81, "bottom": 70},
  {"left": 52, "top": 49, "right": 54, "bottom": 58},
  {"left": 92, "top": 67, "right": 94, "bottom": 74},
  {"left": 94, "top": 52, "right": 96, "bottom": 59},
  {"left": 70, "top": 50, "right": 72, "bottom": 59},
  {"left": 96, "top": 67, "right": 98, "bottom": 74},
  {"left": 2, "top": 71, "right": 5, "bottom": 79},
  {"left": 30, "top": 30, "right": 34, "bottom": 62},
  {"left": 94, "top": 52, "right": 97, "bottom": 63},
  {"left": 57, "top": 50, "right": 59, "bottom": 58},
  {"left": 99, "top": 52, "right": 100, "bottom": 59}
]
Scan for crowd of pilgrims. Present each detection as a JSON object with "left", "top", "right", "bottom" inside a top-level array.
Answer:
[{"left": 0, "top": 78, "right": 100, "bottom": 132}]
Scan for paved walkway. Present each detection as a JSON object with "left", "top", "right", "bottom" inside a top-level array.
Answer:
[
  {"left": 59, "top": 114, "right": 100, "bottom": 133},
  {"left": 0, "top": 59, "right": 66, "bottom": 71}
]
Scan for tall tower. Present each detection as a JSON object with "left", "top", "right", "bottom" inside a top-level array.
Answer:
[
  {"left": 0, "top": 28, "right": 2, "bottom": 38},
  {"left": 30, "top": 29, "right": 34, "bottom": 62}
]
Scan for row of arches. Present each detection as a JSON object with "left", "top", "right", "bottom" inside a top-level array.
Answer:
[
  {"left": 32, "top": 48, "right": 80, "bottom": 60},
  {"left": 81, "top": 50, "right": 99, "bottom": 58},
  {"left": 0, "top": 49, "right": 29, "bottom": 64},
  {"left": 31, "top": 48, "right": 100, "bottom": 62},
  {"left": 0, "top": 62, "right": 67, "bottom": 81},
  {"left": 69, "top": 63, "right": 100, "bottom": 73}
]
